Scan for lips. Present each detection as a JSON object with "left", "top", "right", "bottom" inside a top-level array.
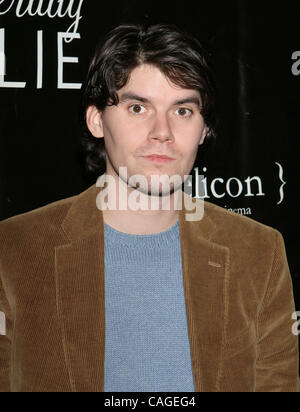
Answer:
[
  {"left": 145, "top": 154, "right": 174, "bottom": 160},
  {"left": 143, "top": 154, "right": 176, "bottom": 164}
]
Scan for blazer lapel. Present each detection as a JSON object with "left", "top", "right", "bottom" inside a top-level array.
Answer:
[
  {"left": 55, "top": 183, "right": 230, "bottom": 392},
  {"left": 55, "top": 185, "right": 106, "bottom": 392},
  {"left": 179, "top": 193, "right": 230, "bottom": 392}
]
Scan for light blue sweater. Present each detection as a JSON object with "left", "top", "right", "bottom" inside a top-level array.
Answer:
[{"left": 103, "top": 219, "right": 195, "bottom": 392}]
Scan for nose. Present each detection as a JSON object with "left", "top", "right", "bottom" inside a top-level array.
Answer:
[{"left": 148, "top": 112, "right": 174, "bottom": 143}]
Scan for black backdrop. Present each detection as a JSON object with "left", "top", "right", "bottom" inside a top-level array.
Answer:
[{"left": 1, "top": 0, "right": 300, "bottom": 363}]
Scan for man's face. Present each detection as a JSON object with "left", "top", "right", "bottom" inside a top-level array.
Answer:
[{"left": 87, "top": 63, "right": 207, "bottom": 196}]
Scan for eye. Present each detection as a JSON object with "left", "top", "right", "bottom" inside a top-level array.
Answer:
[
  {"left": 129, "top": 104, "right": 147, "bottom": 115},
  {"left": 176, "top": 107, "right": 193, "bottom": 117}
]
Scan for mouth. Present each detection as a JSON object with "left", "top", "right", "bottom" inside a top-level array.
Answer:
[{"left": 143, "top": 155, "right": 176, "bottom": 164}]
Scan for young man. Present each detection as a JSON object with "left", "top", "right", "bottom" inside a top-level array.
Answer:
[{"left": 0, "top": 24, "right": 299, "bottom": 392}]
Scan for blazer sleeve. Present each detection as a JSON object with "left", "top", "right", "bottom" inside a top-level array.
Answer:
[
  {"left": 0, "top": 264, "right": 11, "bottom": 393},
  {"left": 256, "top": 230, "right": 300, "bottom": 392}
]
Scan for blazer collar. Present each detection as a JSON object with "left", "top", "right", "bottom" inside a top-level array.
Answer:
[
  {"left": 56, "top": 181, "right": 230, "bottom": 392},
  {"left": 61, "top": 184, "right": 101, "bottom": 243},
  {"left": 60, "top": 182, "right": 218, "bottom": 244}
]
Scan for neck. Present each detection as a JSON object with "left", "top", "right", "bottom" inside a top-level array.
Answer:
[{"left": 98, "top": 172, "right": 181, "bottom": 235}]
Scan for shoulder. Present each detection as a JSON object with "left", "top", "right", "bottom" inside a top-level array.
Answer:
[
  {"left": 203, "top": 200, "right": 282, "bottom": 248},
  {"left": 0, "top": 193, "right": 77, "bottom": 227},
  {"left": 200, "top": 201, "right": 289, "bottom": 289},
  {"left": 0, "top": 192, "right": 78, "bottom": 251}
]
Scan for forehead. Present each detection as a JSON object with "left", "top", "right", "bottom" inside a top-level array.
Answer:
[{"left": 117, "top": 64, "right": 201, "bottom": 104}]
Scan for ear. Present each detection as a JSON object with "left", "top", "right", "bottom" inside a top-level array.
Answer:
[
  {"left": 199, "top": 124, "right": 208, "bottom": 146},
  {"left": 86, "top": 106, "right": 104, "bottom": 138}
]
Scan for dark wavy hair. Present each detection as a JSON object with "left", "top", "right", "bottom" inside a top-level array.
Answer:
[{"left": 80, "top": 23, "right": 217, "bottom": 177}]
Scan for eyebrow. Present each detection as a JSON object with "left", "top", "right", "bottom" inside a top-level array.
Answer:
[{"left": 119, "top": 92, "right": 201, "bottom": 108}]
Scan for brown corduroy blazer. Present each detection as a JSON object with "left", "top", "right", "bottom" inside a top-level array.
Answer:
[{"left": 0, "top": 182, "right": 299, "bottom": 392}]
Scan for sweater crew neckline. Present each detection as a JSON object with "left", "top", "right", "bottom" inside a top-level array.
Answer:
[{"left": 104, "top": 219, "right": 180, "bottom": 248}]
